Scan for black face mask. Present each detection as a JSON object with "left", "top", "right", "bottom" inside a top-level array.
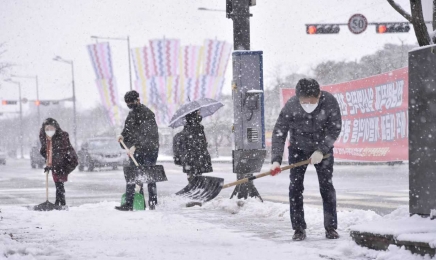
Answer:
[{"left": 127, "top": 103, "right": 137, "bottom": 109}]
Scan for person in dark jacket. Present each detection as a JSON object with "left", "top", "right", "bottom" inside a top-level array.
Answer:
[
  {"left": 116, "top": 90, "right": 160, "bottom": 211},
  {"left": 39, "top": 118, "right": 78, "bottom": 207},
  {"left": 270, "top": 78, "right": 342, "bottom": 241},
  {"left": 173, "top": 110, "right": 213, "bottom": 181}
]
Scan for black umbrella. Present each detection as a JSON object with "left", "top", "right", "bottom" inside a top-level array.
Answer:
[{"left": 168, "top": 98, "right": 224, "bottom": 128}]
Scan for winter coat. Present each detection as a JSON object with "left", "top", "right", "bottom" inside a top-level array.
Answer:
[
  {"left": 121, "top": 104, "right": 159, "bottom": 153},
  {"left": 39, "top": 119, "right": 78, "bottom": 182},
  {"left": 271, "top": 90, "right": 342, "bottom": 164},
  {"left": 173, "top": 116, "right": 213, "bottom": 175}
]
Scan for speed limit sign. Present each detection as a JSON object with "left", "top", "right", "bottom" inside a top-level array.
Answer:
[{"left": 348, "top": 14, "right": 367, "bottom": 34}]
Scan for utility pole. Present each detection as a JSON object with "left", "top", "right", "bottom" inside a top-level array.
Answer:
[
  {"left": 228, "top": 0, "right": 251, "bottom": 50},
  {"left": 4, "top": 79, "right": 24, "bottom": 159},
  {"left": 53, "top": 56, "right": 78, "bottom": 148},
  {"left": 227, "top": 0, "right": 265, "bottom": 201},
  {"left": 10, "top": 75, "right": 41, "bottom": 124}
]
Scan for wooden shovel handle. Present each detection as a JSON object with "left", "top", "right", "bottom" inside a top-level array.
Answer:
[
  {"left": 120, "top": 140, "right": 140, "bottom": 167},
  {"left": 222, "top": 154, "right": 331, "bottom": 189}
]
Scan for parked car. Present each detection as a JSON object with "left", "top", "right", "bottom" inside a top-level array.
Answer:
[
  {"left": 78, "top": 137, "right": 126, "bottom": 171},
  {"left": 0, "top": 148, "right": 7, "bottom": 165},
  {"left": 30, "top": 142, "right": 45, "bottom": 169}
]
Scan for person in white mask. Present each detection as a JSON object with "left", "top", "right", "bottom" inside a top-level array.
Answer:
[
  {"left": 270, "top": 78, "right": 342, "bottom": 241},
  {"left": 39, "top": 118, "right": 78, "bottom": 208}
]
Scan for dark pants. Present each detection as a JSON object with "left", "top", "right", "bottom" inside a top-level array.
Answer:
[
  {"left": 123, "top": 149, "right": 158, "bottom": 207},
  {"left": 55, "top": 182, "right": 66, "bottom": 206},
  {"left": 288, "top": 148, "right": 337, "bottom": 230}
]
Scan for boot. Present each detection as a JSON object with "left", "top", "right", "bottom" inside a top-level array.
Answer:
[
  {"left": 292, "top": 228, "right": 306, "bottom": 241},
  {"left": 325, "top": 228, "right": 339, "bottom": 239},
  {"left": 115, "top": 204, "right": 133, "bottom": 211},
  {"left": 148, "top": 200, "right": 156, "bottom": 210}
]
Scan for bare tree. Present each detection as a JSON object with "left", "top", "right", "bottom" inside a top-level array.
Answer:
[{"left": 387, "top": 0, "right": 431, "bottom": 46}]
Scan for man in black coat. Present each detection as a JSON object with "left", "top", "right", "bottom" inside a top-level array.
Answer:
[
  {"left": 270, "top": 78, "right": 342, "bottom": 241},
  {"left": 116, "top": 90, "right": 160, "bottom": 211}
]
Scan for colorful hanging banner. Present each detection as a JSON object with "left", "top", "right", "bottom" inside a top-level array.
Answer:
[
  {"left": 87, "top": 42, "right": 121, "bottom": 126},
  {"left": 129, "top": 38, "right": 232, "bottom": 126}
]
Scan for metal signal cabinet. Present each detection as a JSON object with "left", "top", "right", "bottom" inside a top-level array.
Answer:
[{"left": 231, "top": 50, "right": 266, "bottom": 200}]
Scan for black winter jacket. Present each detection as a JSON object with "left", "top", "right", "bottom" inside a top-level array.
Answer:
[
  {"left": 271, "top": 91, "right": 342, "bottom": 164},
  {"left": 121, "top": 104, "right": 159, "bottom": 152},
  {"left": 173, "top": 123, "right": 213, "bottom": 175}
]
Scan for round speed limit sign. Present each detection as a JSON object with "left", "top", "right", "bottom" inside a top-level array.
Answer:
[{"left": 348, "top": 14, "right": 367, "bottom": 34}]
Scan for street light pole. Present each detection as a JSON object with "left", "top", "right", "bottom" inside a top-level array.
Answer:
[
  {"left": 53, "top": 56, "right": 78, "bottom": 149},
  {"left": 4, "top": 79, "right": 24, "bottom": 159},
  {"left": 36, "top": 75, "right": 40, "bottom": 123},
  {"left": 71, "top": 61, "right": 77, "bottom": 149},
  {"left": 11, "top": 74, "right": 41, "bottom": 124},
  {"left": 127, "top": 36, "right": 133, "bottom": 90},
  {"left": 90, "top": 35, "right": 133, "bottom": 90}
]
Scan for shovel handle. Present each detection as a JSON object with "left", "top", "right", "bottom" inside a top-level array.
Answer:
[
  {"left": 222, "top": 154, "right": 331, "bottom": 189},
  {"left": 119, "top": 140, "right": 140, "bottom": 167}
]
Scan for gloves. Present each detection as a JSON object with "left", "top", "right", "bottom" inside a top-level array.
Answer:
[
  {"left": 310, "top": 150, "right": 323, "bottom": 165},
  {"left": 270, "top": 162, "right": 281, "bottom": 176},
  {"left": 44, "top": 166, "right": 52, "bottom": 173},
  {"left": 117, "top": 135, "right": 124, "bottom": 142},
  {"left": 129, "top": 146, "right": 136, "bottom": 156}
]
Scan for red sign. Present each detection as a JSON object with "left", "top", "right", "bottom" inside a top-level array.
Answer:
[{"left": 280, "top": 68, "right": 408, "bottom": 162}]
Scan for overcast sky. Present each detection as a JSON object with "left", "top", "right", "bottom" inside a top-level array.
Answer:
[{"left": 0, "top": 0, "right": 430, "bottom": 113}]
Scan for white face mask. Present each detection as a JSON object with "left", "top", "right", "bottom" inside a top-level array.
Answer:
[
  {"left": 301, "top": 103, "right": 318, "bottom": 113},
  {"left": 45, "top": 130, "right": 55, "bottom": 137}
]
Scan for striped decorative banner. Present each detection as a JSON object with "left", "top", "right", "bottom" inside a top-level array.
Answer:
[
  {"left": 87, "top": 43, "right": 114, "bottom": 79},
  {"left": 202, "top": 39, "right": 233, "bottom": 77},
  {"left": 131, "top": 46, "right": 155, "bottom": 79},
  {"left": 87, "top": 43, "right": 122, "bottom": 127},
  {"left": 129, "top": 38, "right": 232, "bottom": 126},
  {"left": 95, "top": 78, "right": 122, "bottom": 126},
  {"left": 149, "top": 39, "right": 180, "bottom": 77}
]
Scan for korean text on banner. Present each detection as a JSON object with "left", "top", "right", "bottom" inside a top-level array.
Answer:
[{"left": 280, "top": 68, "right": 408, "bottom": 162}]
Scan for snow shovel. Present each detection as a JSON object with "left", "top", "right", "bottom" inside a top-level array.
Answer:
[
  {"left": 119, "top": 140, "right": 168, "bottom": 183},
  {"left": 176, "top": 155, "right": 330, "bottom": 203},
  {"left": 33, "top": 168, "right": 62, "bottom": 211},
  {"left": 120, "top": 185, "right": 146, "bottom": 211}
]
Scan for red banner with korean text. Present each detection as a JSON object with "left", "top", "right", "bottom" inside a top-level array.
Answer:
[{"left": 280, "top": 68, "right": 408, "bottom": 162}]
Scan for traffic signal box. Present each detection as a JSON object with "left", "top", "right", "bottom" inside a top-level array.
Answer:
[
  {"left": 376, "top": 23, "right": 410, "bottom": 33},
  {"left": 306, "top": 24, "right": 340, "bottom": 34},
  {"left": 1, "top": 100, "right": 17, "bottom": 105}
]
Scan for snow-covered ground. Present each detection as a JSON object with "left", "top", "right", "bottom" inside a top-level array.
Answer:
[{"left": 1, "top": 159, "right": 433, "bottom": 260}]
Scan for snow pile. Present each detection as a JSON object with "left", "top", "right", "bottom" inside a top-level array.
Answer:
[{"left": 351, "top": 206, "right": 436, "bottom": 249}]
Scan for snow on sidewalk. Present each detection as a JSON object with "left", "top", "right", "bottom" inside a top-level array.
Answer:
[
  {"left": 351, "top": 207, "right": 436, "bottom": 247},
  {"left": 0, "top": 198, "right": 433, "bottom": 260}
]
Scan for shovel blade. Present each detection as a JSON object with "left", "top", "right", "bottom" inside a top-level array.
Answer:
[
  {"left": 33, "top": 200, "right": 62, "bottom": 211},
  {"left": 175, "top": 176, "right": 224, "bottom": 202},
  {"left": 137, "top": 165, "right": 168, "bottom": 183}
]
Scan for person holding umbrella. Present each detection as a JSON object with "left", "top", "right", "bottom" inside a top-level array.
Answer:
[
  {"left": 116, "top": 90, "right": 160, "bottom": 211},
  {"left": 39, "top": 118, "right": 78, "bottom": 209},
  {"left": 173, "top": 110, "right": 213, "bottom": 182},
  {"left": 169, "top": 98, "right": 224, "bottom": 198}
]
